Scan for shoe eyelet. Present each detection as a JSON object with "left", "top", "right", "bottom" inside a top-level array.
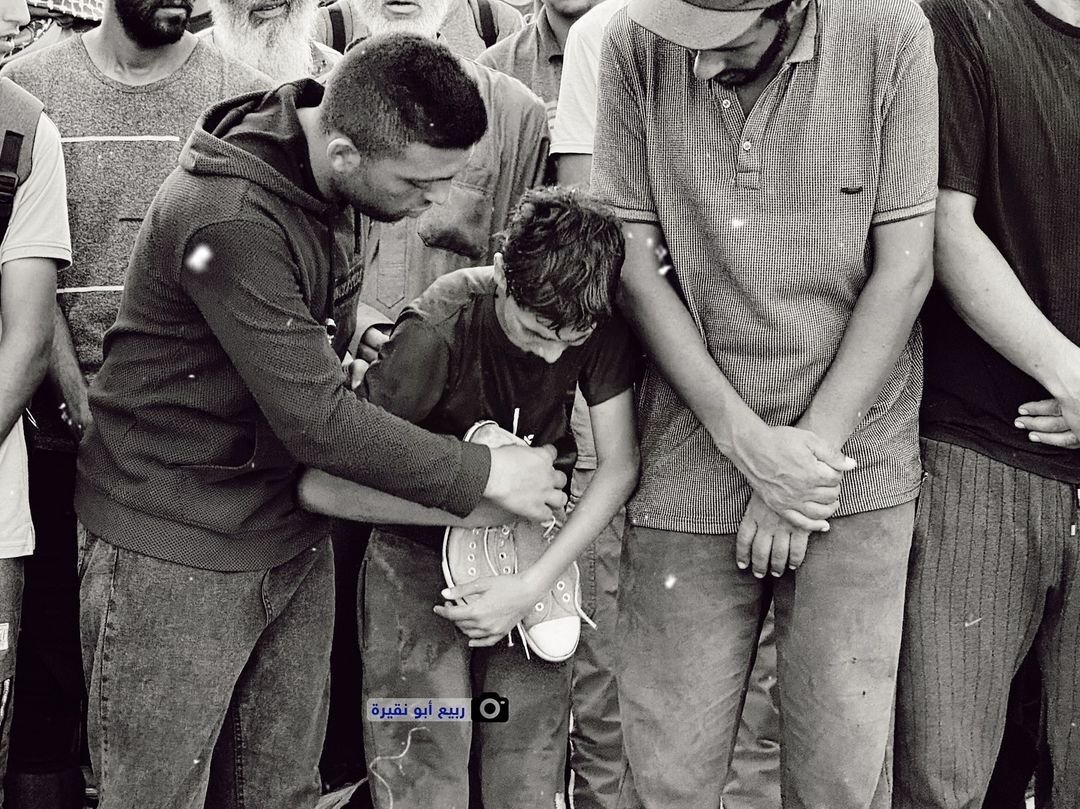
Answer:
[
  {"left": 562, "top": 594, "right": 571, "bottom": 602},
  {"left": 469, "top": 542, "right": 476, "bottom": 549},
  {"left": 534, "top": 603, "right": 544, "bottom": 611},
  {"left": 502, "top": 526, "right": 510, "bottom": 535},
  {"left": 503, "top": 567, "right": 511, "bottom": 574},
  {"left": 499, "top": 552, "right": 506, "bottom": 559},
  {"left": 468, "top": 567, "right": 476, "bottom": 575},
  {"left": 556, "top": 581, "right": 565, "bottom": 590},
  {"left": 467, "top": 554, "right": 474, "bottom": 562}
]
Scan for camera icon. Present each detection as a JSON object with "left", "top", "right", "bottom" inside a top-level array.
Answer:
[{"left": 471, "top": 692, "right": 509, "bottom": 723}]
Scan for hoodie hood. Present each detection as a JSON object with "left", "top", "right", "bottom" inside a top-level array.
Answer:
[{"left": 179, "top": 79, "right": 333, "bottom": 216}]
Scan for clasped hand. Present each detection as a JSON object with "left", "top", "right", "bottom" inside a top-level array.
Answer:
[{"left": 731, "top": 425, "right": 854, "bottom": 575}]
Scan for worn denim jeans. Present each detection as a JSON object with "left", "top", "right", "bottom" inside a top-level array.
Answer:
[
  {"left": 569, "top": 469, "right": 781, "bottom": 809},
  {"left": 79, "top": 530, "right": 334, "bottom": 809},
  {"left": 568, "top": 466, "right": 630, "bottom": 809},
  {"left": 360, "top": 530, "right": 571, "bottom": 809},
  {"left": 614, "top": 503, "right": 915, "bottom": 809}
]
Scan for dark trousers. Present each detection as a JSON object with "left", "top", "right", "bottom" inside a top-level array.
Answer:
[
  {"left": 895, "top": 439, "right": 1080, "bottom": 809},
  {"left": 3, "top": 448, "right": 85, "bottom": 809}
]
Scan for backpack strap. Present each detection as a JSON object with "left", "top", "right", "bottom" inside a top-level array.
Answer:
[
  {"left": 0, "top": 78, "right": 43, "bottom": 245},
  {"left": 473, "top": 0, "right": 497, "bottom": 49},
  {"left": 327, "top": 2, "right": 347, "bottom": 53}
]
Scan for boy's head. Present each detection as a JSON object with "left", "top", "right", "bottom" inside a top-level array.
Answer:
[{"left": 493, "top": 187, "right": 625, "bottom": 364}]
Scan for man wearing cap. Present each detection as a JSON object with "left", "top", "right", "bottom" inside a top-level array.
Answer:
[{"left": 591, "top": 0, "right": 937, "bottom": 807}]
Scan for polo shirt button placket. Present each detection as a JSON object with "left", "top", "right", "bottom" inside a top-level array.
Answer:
[{"left": 736, "top": 137, "right": 760, "bottom": 189}]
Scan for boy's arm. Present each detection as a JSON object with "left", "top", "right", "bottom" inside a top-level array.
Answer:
[
  {"left": 358, "top": 314, "right": 448, "bottom": 422},
  {"left": 436, "top": 388, "right": 639, "bottom": 644},
  {"left": 298, "top": 468, "right": 515, "bottom": 526}
]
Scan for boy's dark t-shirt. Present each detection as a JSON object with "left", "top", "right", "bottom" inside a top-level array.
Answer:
[
  {"left": 361, "top": 265, "right": 639, "bottom": 545},
  {"left": 919, "top": 0, "right": 1080, "bottom": 482}
]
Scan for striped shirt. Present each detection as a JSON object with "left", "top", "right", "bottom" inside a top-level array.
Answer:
[{"left": 592, "top": 0, "right": 938, "bottom": 534}]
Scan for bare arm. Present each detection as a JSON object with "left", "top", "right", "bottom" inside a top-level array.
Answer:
[
  {"left": 297, "top": 468, "right": 515, "bottom": 526},
  {"left": 46, "top": 301, "right": 92, "bottom": 440},
  {"left": 797, "top": 213, "right": 935, "bottom": 447},
  {"left": 618, "top": 221, "right": 852, "bottom": 530},
  {"left": 734, "top": 212, "right": 934, "bottom": 578},
  {"left": 437, "top": 389, "right": 640, "bottom": 643},
  {"left": 935, "top": 189, "right": 1080, "bottom": 447},
  {"left": 555, "top": 154, "right": 592, "bottom": 190},
  {"left": 0, "top": 258, "right": 57, "bottom": 439}
]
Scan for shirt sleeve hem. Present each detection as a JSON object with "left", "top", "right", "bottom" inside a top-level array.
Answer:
[
  {"left": 549, "top": 140, "right": 594, "bottom": 156},
  {"left": 871, "top": 198, "right": 936, "bottom": 226},
  {"left": 0, "top": 243, "right": 72, "bottom": 267},
  {"left": 605, "top": 205, "right": 659, "bottom": 224},
  {"left": 938, "top": 175, "right": 979, "bottom": 198}
]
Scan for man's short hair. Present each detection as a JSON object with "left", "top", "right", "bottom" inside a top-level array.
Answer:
[
  {"left": 320, "top": 33, "right": 487, "bottom": 158},
  {"left": 500, "top": 186, "right": 625, "bottom": 335}
]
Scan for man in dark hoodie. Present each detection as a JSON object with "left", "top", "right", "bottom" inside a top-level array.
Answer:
[{"left": 74, "top": 33, "right": 567, "bottom": 809}]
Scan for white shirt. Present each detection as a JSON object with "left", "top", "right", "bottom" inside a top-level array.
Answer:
[
  {"left": 0, "top": 114, "right": 71, "bottom": 559},
  {"left": 549, "top": 0, "right": 628, "bottom": 156}
]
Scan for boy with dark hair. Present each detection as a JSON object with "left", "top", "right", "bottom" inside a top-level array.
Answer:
[{"left": 355, "top": 186, "right": 639, "bottom": 809}]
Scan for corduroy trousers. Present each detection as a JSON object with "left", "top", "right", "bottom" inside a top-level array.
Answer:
[{"left": 895, "top": 439, "right": 1080, "bottom": 809}]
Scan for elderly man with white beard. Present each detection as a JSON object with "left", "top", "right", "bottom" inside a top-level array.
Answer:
[
  {"left": 317, "top": 0, "right": 523, "bottom": 58},
  {"left": 200, "top": 0, "right": 340, "bottom": 79}
]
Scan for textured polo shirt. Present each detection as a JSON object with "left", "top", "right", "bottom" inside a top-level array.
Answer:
[
  {"left": 592, "top": 0, "right": 938, "bottom": 534},
  {"left": 477, "top": 5, "right": 563, "bottom": 126}
]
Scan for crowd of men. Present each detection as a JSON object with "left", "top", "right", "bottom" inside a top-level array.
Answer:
[{"left": 0, "top": 0, "right": 1076, "bottom": 807}]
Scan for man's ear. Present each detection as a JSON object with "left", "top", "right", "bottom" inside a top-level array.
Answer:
[
  {"left": 492, "top": 252, "right": 507, "bottom": 291},
  {"left": 326, "top": 135, "right": 362, "bottom": 174}
]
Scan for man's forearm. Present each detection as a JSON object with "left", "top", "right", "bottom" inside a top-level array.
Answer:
[
  {"left": 0, "top": 331, "right": 50, "bottom": 440},
  {"left": 798, "top": 213, "right": 934, "bottom": 450},
  {"left": 618, "top": 222, "right": 764, "bottom": 453},
  {"left": 935, "top": 190, "right": 1080, "bottom": 398},
  {"left": 47, "top": 301, "right": 91, "bottom": 437},
  {"left": 0, "top": 260, "right": 58, "bottom": 439}
]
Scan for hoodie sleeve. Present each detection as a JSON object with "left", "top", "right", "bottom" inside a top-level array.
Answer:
[{"left": 180, "top": 218, "right": 491, "bottom": 517}]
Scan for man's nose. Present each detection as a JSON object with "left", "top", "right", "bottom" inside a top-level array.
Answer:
[
  {"left": 534, "top": 342, "right": 566, "bottom": 364},
  {"left": 693, "top": 50, "right": 728, "bottom": 81},
  {"left": 1, "top": 2, "right": 30, "bottom": 30}
]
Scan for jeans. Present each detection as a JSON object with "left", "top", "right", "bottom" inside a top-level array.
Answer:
[
  {"left": 360, "top": 530, "right": 571, "bottom": 809},
  {"left": 614, "top": 503, "right": 915, "bottom": 809},
  {"left": 569, "top": 466, "right": 630, "bottom": 809},
  {"left": 80, "top": 530, "right": 334, "bottom": 809}
]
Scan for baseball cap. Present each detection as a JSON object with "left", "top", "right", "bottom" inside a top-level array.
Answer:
[{"left": 627, "top": 0, "right": 783, "bottom": 50}]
